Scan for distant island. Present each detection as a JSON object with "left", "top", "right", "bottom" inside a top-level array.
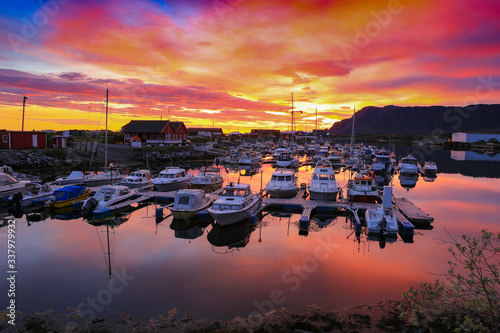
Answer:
[{"left": 329, "top": 104, "right": 500, "bottom": 136}]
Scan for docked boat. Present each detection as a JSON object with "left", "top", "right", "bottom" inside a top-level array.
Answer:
[
  {"left": 152, "top": 167, "right": 193, "bottom": 192},
  {"left": 265, "top": 168, "right": 299, "bottom": 198},
  {"left": 53, "top": 171, "right": 89, "bottom": 185},
  {"left": 372, "top": 150, "right": 393, "bottom": 174},
  {"left": 276, "top": 151, "right": 299, "bottom": 168},
  {"left": 45, "top": 185, "right": 92, "bottom": 209},
  {"left": 83, "top": 170, "right": 124, "bottom": 187},
  {"left": 207, "top": 182, "right": 261, "bottom": 226},
  {"left": 189, "top": 166, "right": 224, "bottom": 192},
  {"left": 0, "top": 173, "right": 30, "bottom": 198},
  {"left": 347, "top": 169, "right": 378, "bottom": 203},
  {"left": 223, "top": 149, "right": 240, "bottom": 164},
  {"left": 170, "top": 189, "right": 215, "bottom": 220},
  {"left": 82, "top": 185, "right": 136, "bottom": 216},
  {"left": 327, "top": 152, "right": 345, "bottom": 168},
  {"left": 423, "top": 161, "right": 438, "bottom": 174},
  {"left": 308, "top": 160, "right": 340, "bottom": 201},
  {"left": 119, "top": 169, "right": 153, "bottom": 190},
  {"left": 17, "top": 182, "right": 54, "bottom": 207},
  {"left": 398, "top": 154, "right": 420, "bottom": 174},
  {"left": 365, "top": 186, "right": 398, "bottom": 236},
  {"left": 238, "top": 151, "right": 262, "bottom": 165}
]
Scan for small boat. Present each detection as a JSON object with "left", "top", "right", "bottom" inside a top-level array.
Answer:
[
  {"left": 276, "top": 151, "right": 299, "bottom": 168},
  {"left": 238, "top": 151, "right": 262, "bottom": 165},
  {"left": 365, "top": 186, "right": 398, "bottom": 236},
  {"left": 17, "top": 182, "right": 54, "bottom": 207},
  {"left": 372, "top": 150, "right": 393, "bottom": 174},
  {"left": 83, "top": 170, "right": 124, "bottom": 187},
  {"left": 265, "top": 168, "right": 299, "bottom": 198},
  {"left": 152, "top": 167, "right": 193, "bottom": 192},
  {"left": 347, "top": 169, "right": 378, "bottom": 203},
  {"left": 82, "top": 185, "right": 136, "bottom": 216},
  {"left": 170, "top": 189, "right": 215, "bottom": 220},
  {"left": 423, "top": 161, "right": 438, "bottom": 174},
  {"left": 327, "top": 152, "right": 345, "bottom": 168},
  {"left": 398, "top": 154, "right": 420, "bottom": 174},
  {"left": 207, "top": 182, "right": 261, "bottom": 226},
  {"left": 223, "top": 149, "right": 240, "bottom": 164},
  {"left": 119, "top": 169, "right": 153, "bottom": 190},
  {"left": 308, "top": 160, "right": 340, "bottom": 201},
  {"left": 45, "top": 185, "right": 92, "bottom": 208},
  {"left": 189, "top": 166, "right": 224, "bottom": 192},
  {"left": 53, "top": 171, "right": 89, "bottom": 185},
  {"left": 0, "top": 173, "right": 30, "bottom": 198}
]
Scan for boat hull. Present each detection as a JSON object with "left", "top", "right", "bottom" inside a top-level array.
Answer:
[
  {"left": 399, "top": 165, "right": 419, "bottom": 174},
  {"left": 267, "top": 187, "right": 298, "bottom": 199},
  {"left": 208, "top": 199, "right": 261, "bottom": 226},
  {"left": 84, "top": 176, "right": 124, "bottom": 187},
  {"left": 153, "top": 180, "right": 189, "bottom": 192},
  {"left": 309, "top": 190, "right": 338, "bottom": 201},
  {"left": 189, "top": 181, "right": 223, "bottom": 192},
  {"left": 51, "top": 191, "right": 92, "bottom": 209}
]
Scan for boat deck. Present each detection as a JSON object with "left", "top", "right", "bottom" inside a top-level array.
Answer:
[{"left": 393, "top": 197, "right": 434, "bottom": 224}]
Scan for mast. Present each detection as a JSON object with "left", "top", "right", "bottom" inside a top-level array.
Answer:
[
  {"left": 315, "top": 107, "right": 318, "bottom": 142},
  {"left": 350, "top": 107, "right": 356, "bottom": 150},
  {"left": 22, "top": 96, "right": 27, "bottom": 131},
  {"left": 105, "top": 89, "right": 108, "bottom": 172},
  {"left": 106, "top": 224, "right": 111, "bottom": 277}
]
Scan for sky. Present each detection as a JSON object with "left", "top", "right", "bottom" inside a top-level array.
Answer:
[{"left": 0, "top": 0, "right": 499, "bottom": 132}]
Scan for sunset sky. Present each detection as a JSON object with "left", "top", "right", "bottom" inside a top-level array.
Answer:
[{"left": 1, "top": 0, "right": 499, "bottom": 132}]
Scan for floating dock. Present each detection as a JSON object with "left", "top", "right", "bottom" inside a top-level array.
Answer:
[{"left": 393, "top": 197, "right": 434, "bottom": 225}]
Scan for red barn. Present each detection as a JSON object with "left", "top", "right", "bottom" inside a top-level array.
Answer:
[
  {"left": 121, "top": 120, "right": 188, "bottom": 144},
  {"left": 0, "top": 130, "right": 47, "bottom": 149}
]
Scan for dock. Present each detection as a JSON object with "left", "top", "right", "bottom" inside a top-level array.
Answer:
[{"left": 393, "top": 197, "right": 434, "bottom": 225}]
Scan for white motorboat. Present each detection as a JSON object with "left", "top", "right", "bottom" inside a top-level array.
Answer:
[
  {"left": 347, "top": 169, "right": 378, "bottom": 203},
  {"left": 0, "top": 173, "right": 30, "bottom": 198},
  {"left": 170, "top": 189, "right": 215, "bottom": 220},
  {"left": 207, "top": 182, "right": 261, "bottom": 226},
  {"left": 423, "top": 161, "right": 438, "bottom": 174},
  {"left": 189, "top": 166, "right": 224, "bottom": 192},
  {"left": 272, "top": 147, "right": 289, "bottom": 160},
  {"left": 152, "top": 167, "right": 193, "bottom": 192},
  {"left": 83, "top": 170, "right": 124, "bottom": 187},
  {"left": 238, "top": 151, "right": 262, "bottom": 165},
  {"left": 372, "top": 150, "right": 393, "bottom": 174},
  {"left": 223, "top": 150, "right": 240, "bottom": 164},
  {"left": 119, "top": 169, "right": 153, "bottom": 190},
  {"left": 17, "top": 182, "right": 54, "bottom": 207},
  {"left": 53, "top": 171, "right": 89, "bottom": 185},
  {"left": 398, "top": 154, "right": 420, "bottom": 174},
  {"left": 276, "top": 151, "right": 299, "bottom": 168},
  {"left": 327, "top": 152, "right": 345, "bottom": 168},
  {"left": 365, "top": 186, "right": 398, "bottom": 236},
  {"left": 308, "top": 160, "right": 340, "bottom": 201},
  {"left": 82, "top": 185, "right": 136, "bottom": 216},
  {"left": 265, "top": 168, "right": 299, "bottom": 198}
]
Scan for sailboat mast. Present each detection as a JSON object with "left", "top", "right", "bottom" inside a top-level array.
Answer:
[
  {"left": 105, "top": 89, "right": 108, "bottom": 172},
  {"left": 315, "top": 107, "right": 318, "bottom": 141},
  {"left": 350, "top": 107, "right": 355, "bottom": 149},
  {"left": 291, "top": 92, "right": 294, "bottom": 145}
]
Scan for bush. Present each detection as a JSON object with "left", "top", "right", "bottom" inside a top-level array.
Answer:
[
  {"left": 43, "top": 148, "right": 68, "bottom": 160},
  {"left": 400, "top": 229, "right": 500, "bottom": 332}
]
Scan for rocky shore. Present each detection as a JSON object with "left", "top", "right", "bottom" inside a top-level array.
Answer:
[{"left": 0, "top": 299, "right": 421, "bottom": 333}]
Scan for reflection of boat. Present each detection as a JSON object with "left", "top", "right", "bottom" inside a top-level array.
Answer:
[
  {"left": 46, "top": 206, "right": 84, "bottom": 220},
  {"left": 207, "top": 220, "right": 256, "bottom": 249},
  {"left": 208, "top": 183, "right": 261, "bottom": 226},
  {"left": 119, "top": 169, "right": 153, "bottom": 189},
  {"left": 423, "top": 161, "right": 438, "bottom": 174},
  {"left": 239, "top": 165, "right": 261, "bottom": 177},
  {"left": 170, "top": 218, "right": 205, "bottom": 240},
  {"left": 347, "top": 169, "right": 378, "bottom": 203},
  {"left": 365, "top": 186, "right": 398, "bottom": 236},
  {"left": 170, "top": 189, "right": 215, "bottom": 220},
  {"left": 0, "top": 173, "right": 30, "bottom": 197},
  {"left": 400, "top": 174, "right": 418, "bottom": 190},
  {"left": 265, "top": 168, "right": 299, "bottom": 198},
  {"left": 398, "top": 154, "right": 420, "bottom": 174},
  {"left": 82, "top": 185, "right": 136, "bottom": 216},
  {"left": 45, "top": 185, "right": 92, "bottom": 208},
  {"left": 152, "top": 167, "right": 193, "bottom": 192},
  {"left": 367, "top": 233, "right": 397, "bottom": 249},
  {"left": 423, "top": 174, "right": 437, "bottom": 182},
  {"left": 308, "top": 160, "right": 340, "bottom": 201},
  {"left": 310, "top": 214, "right": 337, "bottom": 228},
  {"left": 189, "top": 166, "right": 224, "bottom": 192}
]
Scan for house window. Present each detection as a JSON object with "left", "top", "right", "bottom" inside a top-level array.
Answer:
[
  {"left": 166, "top": 134, "right": 171, "bottom": 140},
  {"left": 125, "top": 134, "right": 130, "bottom": 139},
  {"left": 142, "top": 134, "right": 147, "bottom": 139},
  {"left": 2, "top": 135, "right": 7, "bottom": 143}
]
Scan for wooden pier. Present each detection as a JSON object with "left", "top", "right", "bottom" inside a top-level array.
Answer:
[{"left": 393, "top": 197, "right": 434, "bottom": 225}]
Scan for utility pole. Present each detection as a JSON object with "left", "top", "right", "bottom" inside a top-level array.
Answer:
[{"left": 22, "top": 96, "right": 27, "bottom": 131}]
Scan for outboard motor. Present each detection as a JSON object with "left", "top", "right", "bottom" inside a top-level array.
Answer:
[
  {"left": 82, "top": 197, "right": 98, "bottom": 216},
  {"left": 45, "top": 195, "right": 56, "bottom": 208},
  {"left": 8, "top": 192, "right": 23, "bottom": 210}
]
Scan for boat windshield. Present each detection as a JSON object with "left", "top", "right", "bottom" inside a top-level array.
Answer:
[
  {"left": 403, "top": 159, "right": 418, "bottom": 165},
  {"left": 176, "top": 195, "right": 191, "bottom": 205},
  {"left": 222, "top": 188, "right": 248, "bottom": 197},
  {"left": 0, "top": 173, "right": 17, "bottom": 185},
  {"left": 95, "top": 188, "right": 117, "bottom": 201}
]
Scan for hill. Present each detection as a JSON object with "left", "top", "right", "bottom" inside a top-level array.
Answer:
[{"left": 329, "top": 104, "right": 500, "bottom": 136}]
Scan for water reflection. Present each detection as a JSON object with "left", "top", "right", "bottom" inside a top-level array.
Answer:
[
  {"left": 399, "top": 174, "right": 418, "bottom": 191},
  {"left": 207, "top": 219, "right": 256, "bottom": 253}
]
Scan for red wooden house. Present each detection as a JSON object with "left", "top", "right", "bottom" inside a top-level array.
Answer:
[
  {"left": 120, "top": 120, "right": 188, "bottom": 144},
  {"left": 0, "top": 130, "right": 47, "bottom": 149}
]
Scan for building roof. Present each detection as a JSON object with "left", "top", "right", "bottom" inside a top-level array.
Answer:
[
  {"left": 188, "top": 127, "right": 224, "bottom": 134},
  {"left": 170, "top": 122, "right": 185, "bottom": 131},
  {"left": 121, "top": 120, "right": 170, "bottom": 133}
]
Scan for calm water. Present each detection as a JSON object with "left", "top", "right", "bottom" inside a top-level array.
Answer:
[{"left": 1, "top": 146, "right": 499, "bottom": 323}]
